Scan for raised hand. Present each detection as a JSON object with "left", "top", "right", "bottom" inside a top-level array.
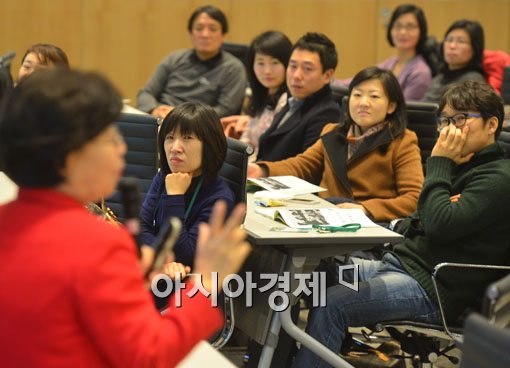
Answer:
[
  {"left": 162, "top": 262, "right": 191, "bottom": 280},
  {"left": 141, "top": 245, "right": 191, "bottom": 286}
]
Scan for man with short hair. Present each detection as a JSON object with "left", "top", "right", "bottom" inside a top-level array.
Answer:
[
  {"left": 256, "top": 32, "right": 341, "bottom": 162},
  {"left": 137, "top": 5, "right": 246, "bottom": 118},
  {"left": 294, "top": 80, "right": 510, "bottom": 368}
]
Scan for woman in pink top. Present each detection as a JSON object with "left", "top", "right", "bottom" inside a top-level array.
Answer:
[
  {"left": 378, "top": 4, "right": 433, "bottom": 100},
  {"left": 333, "top": 4, "right": 432, "bottom": 101}
]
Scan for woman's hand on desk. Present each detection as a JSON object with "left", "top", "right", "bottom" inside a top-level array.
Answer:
[
  {"left": 336, "top": 202, "right": 368, "bottom": 214},
  {"left": 193, "top": 201, "right": 251, "bottom": 293},
  {"left": 248, "top": 163, "right": 264, "bottom": 178}
]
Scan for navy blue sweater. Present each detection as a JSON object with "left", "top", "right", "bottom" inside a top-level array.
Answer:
[{"left": 140, "top": 172, "right": 234, "bottom": 266}]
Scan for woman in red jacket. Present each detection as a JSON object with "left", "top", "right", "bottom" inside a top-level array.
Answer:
[{"left": 0, "top": 68, "right": 250, "bottom": 367}]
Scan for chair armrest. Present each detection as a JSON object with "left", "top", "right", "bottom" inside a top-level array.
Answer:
[
  {"left": 388, "top": 218, "right": 404, "bottom": 231},
  {"left": 430, "top": 263, "right": 510, "bottom": 341}
]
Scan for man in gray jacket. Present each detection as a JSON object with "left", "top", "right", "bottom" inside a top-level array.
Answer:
[{"left": 137, "top": 5, "right": 246, "bottom": 118}]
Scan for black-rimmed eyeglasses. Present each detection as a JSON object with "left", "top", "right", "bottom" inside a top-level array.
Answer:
[{"left": 436, "top": 113, "right": 482, "bottom": 132}]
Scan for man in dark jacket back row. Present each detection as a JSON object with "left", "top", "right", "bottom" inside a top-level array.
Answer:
[{"left": 256, "top": 32, "right": 341, "bottom": 162}]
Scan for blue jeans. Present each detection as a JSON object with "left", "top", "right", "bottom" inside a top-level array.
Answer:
[{"left": 293, "top": 253, "right": 441, "bottom": 368}]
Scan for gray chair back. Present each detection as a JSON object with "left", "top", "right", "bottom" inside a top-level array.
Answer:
[
  {"left": 405, "top": 101, "right": 439, "bottom": 172},
  {"left": 501, "top": 65, "right": 510, "bottom": 104},
  {"left": 331, "top": 84, "right": 349, "bottom": 112},
  {"left": 461, "top": 313, "right": 510, "bottom": 368},
  {"left": 222, "top": 42, "right": 249, "bottom": 64},
  {"left": 497, "top": 130, "right": 510, "bottom": 157},
  {"left": 106, "top": 112, "right": 159, "bottom": 219},
  {"left": 483, "top": 272, "right": 510, "bottom": 328},
  {"left": 461, "top": 273, "right": 510, "bottom": 367},
  {"left": 211, "top": 138, "right": 252, "bottom": 349},
  {"left": 219, "top": 138, "right": 253, "bottom": 205},
  {"left": 0, "top": 51, "right": 14, "bottom": 101}
]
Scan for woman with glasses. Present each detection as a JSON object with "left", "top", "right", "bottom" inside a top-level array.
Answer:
[
  {"left": 423, "top": 19, "right": 486, "bottom": 102},
  {"left": 333, "top": 4, "right": 432, "bottom": 101},
  {"left": 378, "top": 4, "right": 433, "bottom": 100}
]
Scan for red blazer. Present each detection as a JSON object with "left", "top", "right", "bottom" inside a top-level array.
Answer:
[
  {"left": 483, "top": 49, "right": 510, "bottom": 94},
  {"left": 0, "top": 189, "right": 222, "bottom": 367}
]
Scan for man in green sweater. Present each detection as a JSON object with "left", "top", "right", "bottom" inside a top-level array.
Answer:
[{"left": 293, "top": 80, "right": 510, "bottom": 368}]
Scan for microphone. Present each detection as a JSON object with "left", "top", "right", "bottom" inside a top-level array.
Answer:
[
  {"left": 119, "top": 177, "right": 142, "bottom": 257},
  {"left": 0, "top": 51, "right": 15, "bottom": 68},
  {"left": 144, "top": 217, "right": 181, "bottom": 278}
]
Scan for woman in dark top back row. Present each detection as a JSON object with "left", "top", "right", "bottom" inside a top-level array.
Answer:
[{"left": 424, "top": 19, "right": 486, "bottom": 102}]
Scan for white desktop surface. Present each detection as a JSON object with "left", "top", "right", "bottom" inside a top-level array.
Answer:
[
  {"left": 243, "top": 193, "right": 403, "bottom": 247},
  {"left": 122, "top": 103, "right": 150, "bottom": 115},
  {"left": 0, "top": 172, "right": 18, "bottom": 205}
]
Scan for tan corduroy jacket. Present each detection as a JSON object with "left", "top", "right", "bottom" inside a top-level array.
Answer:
[{"left": 259, "top": 123, "right": 424, "bottom": 222}]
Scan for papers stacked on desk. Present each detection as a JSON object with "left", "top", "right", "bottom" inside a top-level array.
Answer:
[
  {"left": 248, "top": 175, "right": 326, "bottom": 196},
  {"left": 255, "top": 207, "right": 379, "bottom": 229}
]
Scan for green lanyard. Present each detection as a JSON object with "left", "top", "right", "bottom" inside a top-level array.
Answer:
[
  {"left": 184, "top": 176, "right": 204, "bottom": 222},
  {"left": 312, "top": 223, "right": 361, "bottom": 233}
]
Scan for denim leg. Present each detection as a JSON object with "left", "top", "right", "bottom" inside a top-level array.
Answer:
[
  {"left": 318, "top": 256, "right": 382, "bottom": 289},
  {"left": 293, "top": 253, "right": 440, "bottom": 368},
  {"left": 351, "top": 257, "right": 382, "bottom": 281}
]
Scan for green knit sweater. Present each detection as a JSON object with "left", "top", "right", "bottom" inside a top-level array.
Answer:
[{"left": 393, "top": 143, "right": 510, "bottom": 322}]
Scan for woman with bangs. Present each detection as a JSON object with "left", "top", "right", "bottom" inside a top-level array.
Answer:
[
  {"left": 378, "top": 4, "right": 433, "bottom": 100},
  {"left": 249, "top": 66, "right": 423, "bottom": 223},
  {"left": 332, "top": 4, "right": 432, "bottom": 101},
  {"left": 221, "top": 31, "right": 292, "bottom": 160},
  {"left": 140, "top": 102, "right": 234, "bottom": 267}
]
